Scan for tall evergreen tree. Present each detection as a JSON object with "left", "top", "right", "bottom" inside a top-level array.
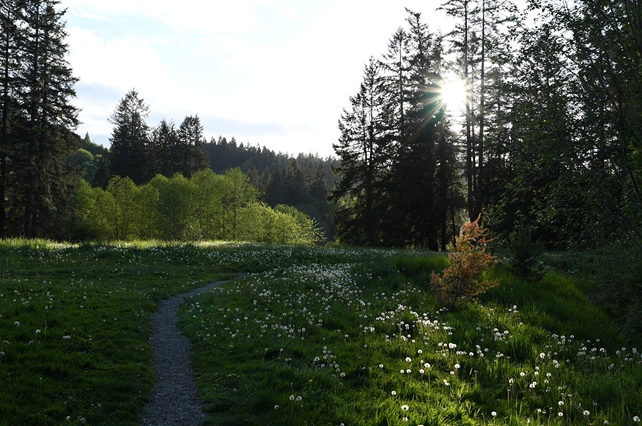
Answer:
[
  {"left": 387, "top": 10, "right": 446, "bottom": 249},
  {"left": 148, "top": 119, "right": 178, "bottom": 178},
  {"left": 381, "top": 28, "right": 410, "bottom": 147},
  {"left": 333, "top": 10, "right": 460, "bottom": 249},
  {"left": 8, "top": 0, "right": 79, "bottom": 237},
  {"left": 0, "top": 0, "right": 20, "bottom": 237},
  {"left": 107, "top": 89, "right": 149, "bottom": 185},
  {"left": 177, "top": 115, "right": 209, "bottom": 178},
  {"left": 284, "top": 158, "right": 305, "bottom": 206},
  {"left": 331, "top": 58, "right": 389, "bottom": 245},
  {"left": 440, "top": 0, "right": 477, "bottom": 219}
]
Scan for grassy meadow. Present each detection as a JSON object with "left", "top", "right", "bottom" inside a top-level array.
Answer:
[{"left": 1, "top": 240, "right": 641, "bottom": 425}]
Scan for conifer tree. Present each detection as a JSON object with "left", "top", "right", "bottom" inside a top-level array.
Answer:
[
  {"left": 439, "top": 0, "right": 519, "bottom": 220},
  {"left": 9, "top": 0, "right": 79, "bottom": 237},
  {"left": 331, "top": 57, "right": 388, "bottom": 245},
  {"left": 440, "top": 0, "right": 476, "bottom": 219},
  {"left": 386, "top": 10, "right": 444, "bottom": 249},
  {"left": 333, "top": 10, "right": 460, "bottom": 249},
  {"left": 0, "top": 0, "right": 20, "bottom": 237},
  {"left": 107, "top": 89, "right": 150, "bottom": 185},
  {"left": 148, "top": 119, "right": 178, "bottom": 178},
  {"left": 177, "top": 115, "right": 209, "bottom": 178},
  {"left": 284, "top": 158, "right": 305, "bottom": 206}
]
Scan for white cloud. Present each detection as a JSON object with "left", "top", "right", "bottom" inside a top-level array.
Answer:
[
  {"left": 62, "top": 0, "right": 455, "bottom": 157},
  {"left": 60, "top": 0, "right": 298, "bottom": 34},
  {"left": 67, "top": 27, "right": 170, "bottom": 93}
]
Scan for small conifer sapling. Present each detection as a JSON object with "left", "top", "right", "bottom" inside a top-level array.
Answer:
[{"left": 430, "top": 215, "right": 499, "bottom": 309}]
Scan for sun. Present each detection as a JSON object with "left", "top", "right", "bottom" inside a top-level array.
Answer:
[{"left": 439, "top": 74, "right": 467, "bottom": 112}]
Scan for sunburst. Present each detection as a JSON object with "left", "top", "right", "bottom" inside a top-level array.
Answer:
[{"left": 439, "top": 74, "right": 467, "bottom": 112}]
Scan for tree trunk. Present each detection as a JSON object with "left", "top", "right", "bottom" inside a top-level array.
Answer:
[{"left": 476, "top": 0, "right": 486, "bottom": 220}]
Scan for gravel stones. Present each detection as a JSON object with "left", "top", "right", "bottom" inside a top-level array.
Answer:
[{"left": 140, "top": 277, "right": 245, "bottom": 426}]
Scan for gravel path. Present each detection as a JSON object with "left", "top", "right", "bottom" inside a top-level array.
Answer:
[{"left": 139, "top": 275, "right": 246, "bottom": 426}]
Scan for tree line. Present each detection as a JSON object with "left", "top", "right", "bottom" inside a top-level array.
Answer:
[
  {"left": 3, "top": 0, "right": 641, "bottom": 249},
  {"left": 71, "top": 86, "right": 330, "bottom": 243},
  {"left": 74, "top": 130, "right": 339, "bottom": 240},
  {"left": 332, "top": 0, "right": 642, "bottom": 250},
  {"left": 0, "top": 1, "right": 333, "bottom": 243},
  {"left": 106, "top": 90, "right": 210, "bottom": 186},
  {"left": 100, "top": 90, "right": 337, "bottom": 239},
  {"left": 332, "top": 10, "right": 462, "bottom": 250}
]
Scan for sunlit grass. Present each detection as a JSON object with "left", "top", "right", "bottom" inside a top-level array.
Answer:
[
  {"left": 180, "top": 252, "right": 642, "bottom": 426},
  {"left": 0, "top": 239, "right": 272, "bottom": 425},
  {"left": 1, "top": 240, "right": 641, "bottom": 425}
]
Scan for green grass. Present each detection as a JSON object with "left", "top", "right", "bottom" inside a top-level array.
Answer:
[
  {"left": 1, "top": 240, "right": 641, "bottom": 425},
  {"left": 180, "top": 249, "right": 642, "bottom": 426},
  {"left": 0, "top": 240, "right": 250, "bottom": 425}
]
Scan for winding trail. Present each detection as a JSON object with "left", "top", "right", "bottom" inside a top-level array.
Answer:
[{"left": 139, "top": 275, "right": 247, "bottom": 426}]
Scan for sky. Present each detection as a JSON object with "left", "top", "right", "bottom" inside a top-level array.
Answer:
[{"left": 61, "top": 0, "right": 455, "bottom": 158}]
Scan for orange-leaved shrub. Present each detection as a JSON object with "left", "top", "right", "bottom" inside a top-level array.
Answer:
[{"left": 430, "top": 215, "right": 499, "bottom": 309}]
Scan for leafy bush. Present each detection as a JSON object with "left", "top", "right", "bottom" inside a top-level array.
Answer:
[
  {"left": 506, "top": 226, "right": 546, "bottom": 282},
  {"left": 73, "top": 170, "right": 322, "bottom": 245},
  {"left": 430, "top": 215, "right": 499, "bottom": 309}
]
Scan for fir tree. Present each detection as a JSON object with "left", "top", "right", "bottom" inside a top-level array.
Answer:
[
  {"left": 0, "top": 0, "right": 20, "bottom": 237},
  {"left": 177, "top": 115, "right": 209, "bottom": 178},
  {"left": 9, "top": 0, "right": 79, "bottom": 237},
  {"left": 331, "top": 58, "right": 389, "bottom": 245},
  {"left": 148, "top": 119, "right": 178, "bottom": 178},
  {"left": 107, "top": 89, "right": 150, "bottom": 185}
]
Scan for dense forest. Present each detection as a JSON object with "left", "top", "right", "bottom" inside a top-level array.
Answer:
[
  {"left": 71, "top": 123, "right": 338, "bottom": 241},
  {"left": 0, "top": 0, "right": 336, "bottom": 242},
  {"left": 1, "top": 0, "right": 641, "bottom": 252},
  {"left": 331, "top": 1, "right": 642, "bottom": 252}
]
